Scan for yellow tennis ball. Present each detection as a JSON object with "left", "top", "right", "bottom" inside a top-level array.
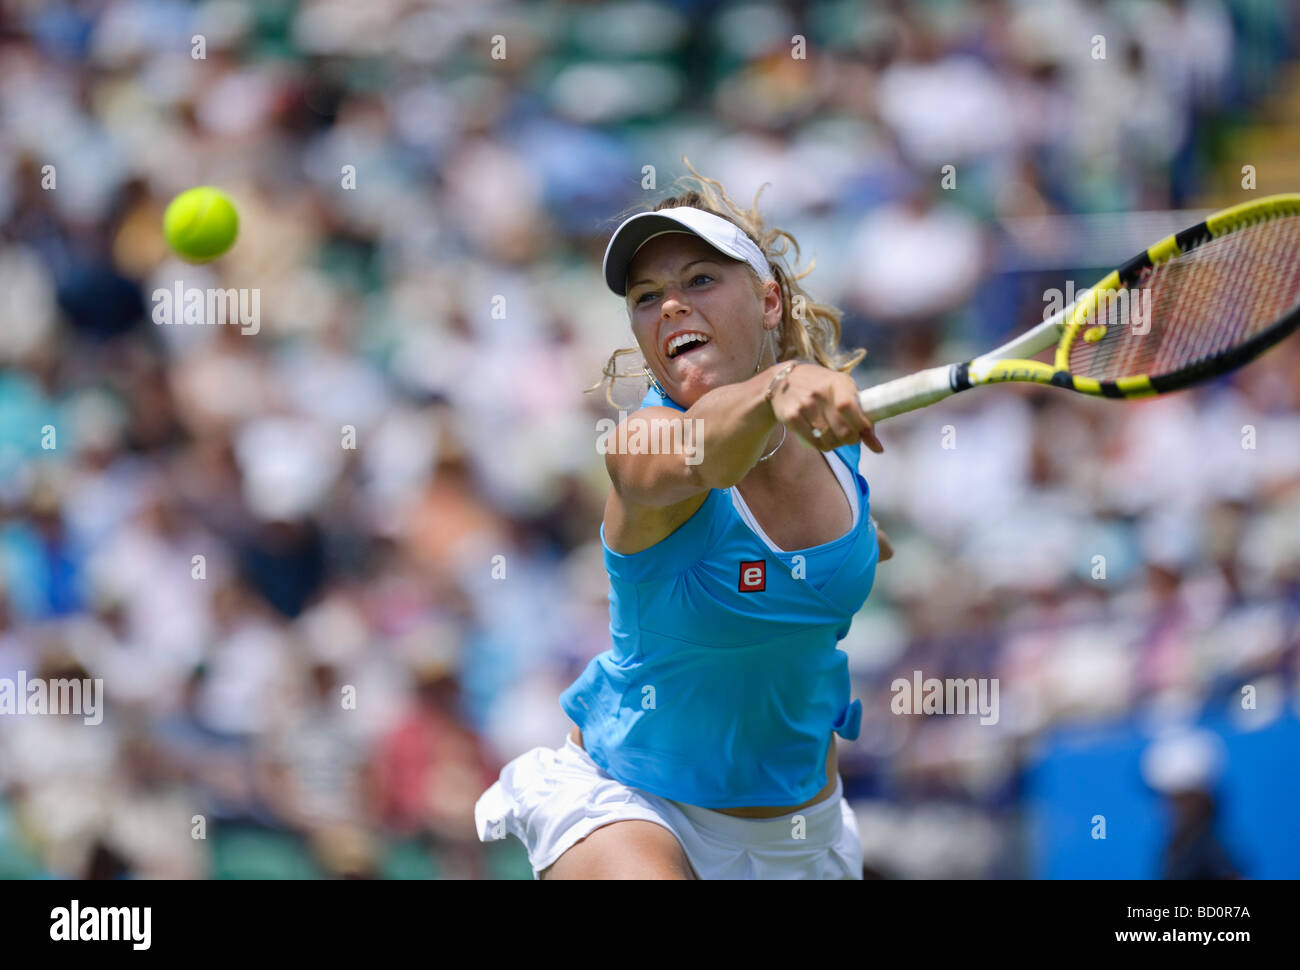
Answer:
[{"left": 163, "top": 186, "right": 239, "bottom": 263}]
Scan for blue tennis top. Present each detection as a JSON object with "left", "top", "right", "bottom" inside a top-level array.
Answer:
[{"left": 559, "top": 384, "right": 878, "bottom": 808}]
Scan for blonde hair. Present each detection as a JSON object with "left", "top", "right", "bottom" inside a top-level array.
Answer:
[{"left": 589, "top": 160, "right": 866, "bottom": 409}]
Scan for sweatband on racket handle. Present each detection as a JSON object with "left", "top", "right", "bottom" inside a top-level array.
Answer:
[{"left": 857, "top": 365, "right": 956, "bottom": 424}]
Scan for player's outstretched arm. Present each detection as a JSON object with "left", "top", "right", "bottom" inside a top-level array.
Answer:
[{"left": 606, "top": 362, "right": 884, "bottom": 510}]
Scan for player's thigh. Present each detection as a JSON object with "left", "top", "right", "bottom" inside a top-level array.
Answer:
[{"left": 539, "top": 819, "right": 698, "bottom": 880}]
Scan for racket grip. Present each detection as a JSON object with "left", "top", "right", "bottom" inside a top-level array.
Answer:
[{"left": 857, "top": 365, "right": 955, "bottom": 423}]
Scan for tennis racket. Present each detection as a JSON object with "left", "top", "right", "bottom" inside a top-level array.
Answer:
[{"left": 856, "top": 194, "right": 1300, "bottom": 423}]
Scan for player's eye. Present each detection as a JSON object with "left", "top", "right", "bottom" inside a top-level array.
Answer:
[
  {"left": 689, "top": 274, "right": 713, "bottom": 286},
  {"left": 633, "top": 290, "right": 658, "bottom": 305}
]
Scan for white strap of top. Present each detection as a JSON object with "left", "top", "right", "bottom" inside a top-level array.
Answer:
[{"left": 730, "top": 450, "right": 859, "bottom": 555}]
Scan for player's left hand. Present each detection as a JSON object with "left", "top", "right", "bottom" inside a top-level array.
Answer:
[{"left": 872, "top": 517, "right": 893, "bottom": 561}]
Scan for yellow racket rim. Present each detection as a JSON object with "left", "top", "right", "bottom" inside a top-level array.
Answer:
[{"left": 1052, "top": 193, "right": 1300, "bottom": 398}]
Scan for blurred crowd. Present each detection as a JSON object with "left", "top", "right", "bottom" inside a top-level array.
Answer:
[{"left": 0, "top": 0, "right": 1297, "bottom": 879}]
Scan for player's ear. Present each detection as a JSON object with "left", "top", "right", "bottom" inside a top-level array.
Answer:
[{"left": 761, "top": 278, "right": 782, "bottom": 328}]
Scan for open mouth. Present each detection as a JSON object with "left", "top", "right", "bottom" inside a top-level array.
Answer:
[{"left": 665, "top": 332, "right": 711, "bottom": 359}]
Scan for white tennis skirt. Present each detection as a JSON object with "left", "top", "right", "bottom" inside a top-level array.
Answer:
[{"left": 474, "top": 733, "right": 864, "bottom": 880}]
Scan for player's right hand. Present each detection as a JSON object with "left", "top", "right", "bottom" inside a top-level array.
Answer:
[{"left": 769, "top": 363, "right": 884, "bottom": 454}]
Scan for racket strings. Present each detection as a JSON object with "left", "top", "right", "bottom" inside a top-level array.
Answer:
[
  {"left": 1065, "top": 213, "right": 1300, "bottom": 381},
  {"left": 1158, "top": 213, "right": 1299, "bottom": 372}
]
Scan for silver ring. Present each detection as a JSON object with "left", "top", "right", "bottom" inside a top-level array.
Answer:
[{"left": 811, "top": 427, "right": 824, "bottom": 439}]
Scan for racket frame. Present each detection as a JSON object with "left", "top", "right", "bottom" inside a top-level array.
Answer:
[{"left": 857, "top": 193, "right": 1300, "bottom": 424}]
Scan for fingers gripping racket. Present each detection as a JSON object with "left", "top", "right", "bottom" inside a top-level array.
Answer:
[{"left": 857, "top": 194, "right": 1300, "bottom": 423}]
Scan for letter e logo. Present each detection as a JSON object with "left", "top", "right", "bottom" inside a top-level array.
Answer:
[{"left": 738, "top": 560, "right": 766, "bottom": 592}]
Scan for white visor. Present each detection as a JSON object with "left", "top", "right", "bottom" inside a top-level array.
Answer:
[{"left": 602, "top": 206, "right": 773, "bottom": 297}]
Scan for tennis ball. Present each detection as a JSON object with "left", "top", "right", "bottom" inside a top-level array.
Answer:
[{"left": 163, "top": 186, "right": 239, "bottom": 263}]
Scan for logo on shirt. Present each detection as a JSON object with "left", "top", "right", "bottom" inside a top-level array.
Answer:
[{"left": 738, "top": 560, "right": 766, "bottom": 592}]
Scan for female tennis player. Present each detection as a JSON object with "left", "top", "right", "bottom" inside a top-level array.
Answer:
[{"left": 475, "top": 167, "right": 892, "bottom": 879}]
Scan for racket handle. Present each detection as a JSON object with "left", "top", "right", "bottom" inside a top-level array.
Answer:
[{"left": 857, "top": 365, "right": 955, "bottom": 423}]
